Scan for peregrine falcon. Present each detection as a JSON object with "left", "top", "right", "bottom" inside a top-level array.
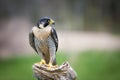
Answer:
[{"left": 29, "top": 17, "right": 58, "bottom": 67}]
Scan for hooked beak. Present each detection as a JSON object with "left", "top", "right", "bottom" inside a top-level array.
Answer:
[{"left": 49, "top": 19, "right": 55, "bottom": 25}]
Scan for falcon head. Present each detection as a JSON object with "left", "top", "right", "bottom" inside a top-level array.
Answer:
[{"left": 36, "top": 17, "right": 55, "bottom": 29}]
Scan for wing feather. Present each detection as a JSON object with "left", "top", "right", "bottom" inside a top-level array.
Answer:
[
  {"left": 51, "top": 28, "right": 58, "bottom": 52},
  {"left": 29, "top": 31, "right": 38, "bottom": 53}
]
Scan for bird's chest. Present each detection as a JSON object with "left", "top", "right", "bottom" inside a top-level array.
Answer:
[
  {"left": 34, "top": 36, "right": 49, "bottom": 55},
  {"left": 32, "top": 26, "right": 52, "bottom": 53},
  {"left": 32, "top": 26, "right": 52, "bottom": 40}
]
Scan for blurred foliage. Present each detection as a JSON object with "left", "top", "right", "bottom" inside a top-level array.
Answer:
[
  {"left": 0, "top": 53, "right": 68, "bottom": 80},
  {"left": 0, "top": 1, "right": 120, "bottom": 79},
  {"left": 0, "top": 50, "right": 120, "bottom": 80},
  {"left": 0, "top": 0, "right": 120, "bottom": 33}
]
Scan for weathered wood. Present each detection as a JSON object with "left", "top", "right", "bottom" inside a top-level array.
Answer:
[{"left": 32, "top": 62, "right": 77, "bottom": 80}]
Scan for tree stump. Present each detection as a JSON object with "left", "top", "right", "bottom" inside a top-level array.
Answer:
[{"left": 32, "top": 62, "right": 77, "bottom": 80}]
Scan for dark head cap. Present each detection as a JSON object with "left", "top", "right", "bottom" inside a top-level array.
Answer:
[{"left": 36, "top": 17, "right": 55, "bottom": 28}]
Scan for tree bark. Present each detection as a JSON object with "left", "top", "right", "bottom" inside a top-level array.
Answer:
[{"left": 32, "top": 62, "right": 77, "bottom": 80}]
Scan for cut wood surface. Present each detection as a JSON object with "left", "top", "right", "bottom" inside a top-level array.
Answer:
[{"left": 33, "top": 62, "right": 77, "bottom": 80}]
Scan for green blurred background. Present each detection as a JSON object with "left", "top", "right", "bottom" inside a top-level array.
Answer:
[{"left": 0, "top": 0, "right": 120, "bottom": 80}]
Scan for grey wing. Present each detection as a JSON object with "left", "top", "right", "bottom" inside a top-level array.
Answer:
[
  {"left": 51, "top": 27, "right": 58, "bottom": 52},
  {"left": 29, "top": 31, "right": 38, "bottom": 53}
]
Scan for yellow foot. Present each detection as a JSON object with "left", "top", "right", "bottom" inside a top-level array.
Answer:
[
  {"left": 39, "top": 59, "right": 46, "bottom": 65},
  {"left": 46, "top": 63, "right": 58, "bottom": 70},
  {"left": 53, "top": 65, "right": 58, "bottom": 68},
  {"left": 47, "top": 62, "right": 53, "bottom": 70}
]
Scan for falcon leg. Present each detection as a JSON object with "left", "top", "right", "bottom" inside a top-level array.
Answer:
[
  {"left": 47, "top": 41, "right": 58, "bottom": 69},
  {"left": 46, "top": 56, "right": 55, "bottom": 69},
  {"left": 46, "top": 61, "right": 58, "bottom": 70},
  {"left": 46, "top": 62, "right": 54, "bottom": 70}
]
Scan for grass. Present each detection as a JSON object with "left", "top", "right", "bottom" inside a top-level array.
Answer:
[
  {"left": 73, "top": 50, "right": 120, "bottom": 80},
  {"left": 0, "top": 50, "right": 120, "bottom": 80}
]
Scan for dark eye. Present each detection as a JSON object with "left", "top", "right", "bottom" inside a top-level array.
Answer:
[{"left": 47, "top": 19, "right": 50, "bottom": 23}]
